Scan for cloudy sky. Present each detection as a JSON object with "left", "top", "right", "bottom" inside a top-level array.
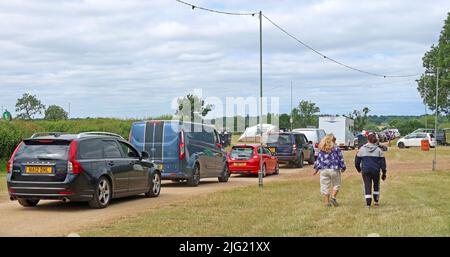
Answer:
[{"left": 0, "top": 0, "right": 448, "bottom": 119}]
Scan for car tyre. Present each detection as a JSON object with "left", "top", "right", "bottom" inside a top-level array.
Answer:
[
  {"left": 274, "top": 163, "right": 280, "bottom": 175},
  {"left": 187, "top": 164, "right": 200, "bottom": 187},
  {"left": 145, "top": 171, "right": 161, "bottom": 197},
  {"left": 398, "top": 142, "right": 405, "bottom": 149},
  {"left": 18, "top": 198, "right": 39, "bottom": 207},
  {"left": 88, "top": 177, "right": 111, "bottom": 209},
  {"left": 218, "top": 164, "right": 230, "bottom": 183},
  {"left": 308, "top": 150, "right": 315, "bottom": 165},
  {"left": 296, "top": 153, "right": 304, "bottom": 168}
]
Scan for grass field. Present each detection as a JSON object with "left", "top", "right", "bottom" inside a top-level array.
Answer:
[
  {"left": 83, "top": 169, "right": 450, "bottom": 237},
  {"left": 0, "top": 172, "right": 6, "bottom": 193}
]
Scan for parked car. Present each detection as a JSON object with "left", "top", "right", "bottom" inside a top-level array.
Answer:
[
  {"left": 377, "top": 132, "right": 387, "bottom": 143},
  {"left": 265, "top": 132, "right": 315, "bottom": 168},
  {"left": 227, "top": 144, "right": 279, "bottom": 176},
  {"left": 129, "top": 120, "right": 229, "bottom": 186},
  {"left": 7, "top": 132, "right": 161, "bottom": 209},
  {"left": 292, "top": 128, "right": 326, "bottom": 159},
  {"left": 412, "top": 128, "right": 446, "bottom": 145},
  {"left": 397, "top": 132, "right": 437, "bottom": 148}
]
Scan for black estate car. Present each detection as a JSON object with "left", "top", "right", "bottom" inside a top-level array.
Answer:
[{"left": 6, "top": 132, "right": 161, "bottom": 209}]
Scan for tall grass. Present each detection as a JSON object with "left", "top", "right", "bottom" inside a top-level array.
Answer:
[{"left": 0, "top": 116, "right": 173, "bottom": 161}]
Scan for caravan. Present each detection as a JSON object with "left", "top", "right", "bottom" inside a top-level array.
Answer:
[{"left": 319, "top": 116, "right": 356, "bottom": 149}]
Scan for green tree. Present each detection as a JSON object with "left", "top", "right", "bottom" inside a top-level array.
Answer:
[
  {"left": 349, "top": 107, "right": 370, "bottom": 131},
  {"left": 44, "top": 105, "right": 68, "bottom": 120},
  {"left": 292, "top": 100, "right": 320, "bottom": 128},
  {"left": 417, "top": 12, "right": 450, "bottom": 114},
  {"left": 15, "top": 93, "right": 45, "bottom": 120},
  {"left": 175, "top": 94, "right": 213, "bottom": 122}
]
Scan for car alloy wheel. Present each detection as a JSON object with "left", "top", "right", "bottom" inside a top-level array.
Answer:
[
  {"left": 89, "top": 177, "right": 111, "bottom": 208},
  {"left": 146, "top": 172, "right": 161, "bottom": 197},
  {"left": 98, "top": 179, "right": 111, "bottom": 206}
]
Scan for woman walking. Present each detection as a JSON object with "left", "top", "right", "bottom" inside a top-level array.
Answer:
[
  {"left": 355, "top": 133, "right": 387, "bottom": 208},
  {"left": 313, "top": 134, "right": 346, "bottom": 207}
]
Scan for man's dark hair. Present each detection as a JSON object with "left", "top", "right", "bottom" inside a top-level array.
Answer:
[{"left": 368, "top": 133, "right": 378, "bottom": 144}]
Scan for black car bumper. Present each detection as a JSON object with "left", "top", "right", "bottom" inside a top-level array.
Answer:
[
  {"left": 7, "top": 174, "right": 94, "bottom": 202},
  {"left": 275, "top": 155, "right": 297, "bottom": 162}
]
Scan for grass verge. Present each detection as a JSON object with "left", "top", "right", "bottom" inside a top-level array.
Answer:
[{"left": 83, "top": 170, "right": 450, "bottom": 237}]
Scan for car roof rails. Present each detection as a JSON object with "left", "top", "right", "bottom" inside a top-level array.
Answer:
[
  {"left": 30, "top": 132, "right": 66, "bottom": 138},
  {"left": 77, "top": 132, "right": 124, "bottom": 139}
]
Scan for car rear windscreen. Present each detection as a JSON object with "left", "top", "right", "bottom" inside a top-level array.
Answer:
[
  {"left": 230, "top": 147, "right": 254, "bottom": 160},
  {"left": 266, "top": 134, "right": 292, "bottom": 144},
  {"left": 15, "top": 140, "right": 71, "bottom": 160}
]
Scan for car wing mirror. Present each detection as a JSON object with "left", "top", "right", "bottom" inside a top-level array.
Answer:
[{"left": 141, "top": 151, "right": 150, "bottom": 160}]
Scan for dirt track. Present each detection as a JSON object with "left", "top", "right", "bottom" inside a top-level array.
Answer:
[{"left": 0, "top": 167, "right": 305, "bottom": 237}]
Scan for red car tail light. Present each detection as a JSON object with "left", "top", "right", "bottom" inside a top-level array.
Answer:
[
  {"left": 68, "top": 140, "right": 83, "bottom": 174},
  {"left": 179, "top": 129, "right": 185, "bottom": 160},
  {"left": 7, "top": 142, "right": 23, "bottom": 173}
]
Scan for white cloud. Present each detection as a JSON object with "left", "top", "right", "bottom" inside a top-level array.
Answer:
[{"left": 0, "top": 0, "right": 448, "bottom": 118}]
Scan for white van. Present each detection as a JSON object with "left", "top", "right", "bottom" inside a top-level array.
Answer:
[{"left": 292, "top": 128, "right": 326, "bottom": 158}]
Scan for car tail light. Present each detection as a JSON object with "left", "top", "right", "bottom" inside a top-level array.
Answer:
[
  {"left": 179, "top": 129, "right": 185, "bottom": 160},
  {"left": 253, "top": 148, "right": 260, "bottom": 159},
  {"left": 7, "top": 142, "right": 23, "bottom": 173},
  {"left": 58, "top": 190, "right": 73, "bottom": 195},
  {"left": 315, "top": 143, "right": 319, "bottom": 148},
  {"left": 68, "top": 140, "right": 83, "bottom": 174}
]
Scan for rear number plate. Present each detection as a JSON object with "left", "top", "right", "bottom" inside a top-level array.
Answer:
[
  {"left": 234, "top": 163, "right": 247, "bottom": 167},
  {"left": 25, "top": 166, "right": 53, "bottom": 174},
  {"left": 269, "top": 147, "right": 276, "bottom": 153},
  {"left": 155, "top": 164, "right": 164, "bottom": 170}
]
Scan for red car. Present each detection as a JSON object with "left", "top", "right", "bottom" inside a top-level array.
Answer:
[{"left": 227, "top": 144, "right": 279, "bottom": 176}]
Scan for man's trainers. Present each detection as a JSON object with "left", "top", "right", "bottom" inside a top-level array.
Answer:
[
  {"left": 374, "top": 202, "right": 379, "bottom": 207},
  {"left": 330, "top": 198, "right": 339, "bottom": 207}
]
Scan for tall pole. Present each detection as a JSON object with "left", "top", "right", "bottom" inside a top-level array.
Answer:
[
  {"left": 258, "top": 10, "right": 263, "bottom": 188},
  {"left": 290, "top": 81, "right": 293, "bottom": 131},
  {"left": 68, "top": 102, "right": 71, "bottom": 119},
  {"left": 433, "top": 67, "right": 439, "bottom": 171}
]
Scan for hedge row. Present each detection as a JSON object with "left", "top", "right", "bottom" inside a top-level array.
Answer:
[{"left": 0, "top": 118, "right": 135, "bottom": 159}]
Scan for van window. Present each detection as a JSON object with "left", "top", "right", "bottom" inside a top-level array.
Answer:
[
  {"left": 79, "top": 139, "right": 103, "bottom": 159},
  {"left": 103, "top": 140, "right": 122, "bottom": 158},
  {"left": 204, "top": 131, "right": 215, "bottom": 144},
  {"left": 131, "top": 123, "right": 145, "bottom": 143}
]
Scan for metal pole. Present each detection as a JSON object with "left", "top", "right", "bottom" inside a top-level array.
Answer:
[
  {"left": 258, "top": 10, "right": 263, "bottom": 188},
  {"left": 290, "top": 81, "right": 293, "bottom": 131},
  {"left": 433, "top": 67, "right": 439, "bottom": 171}
]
